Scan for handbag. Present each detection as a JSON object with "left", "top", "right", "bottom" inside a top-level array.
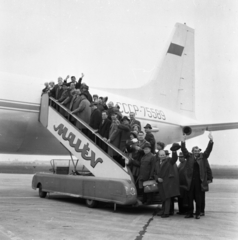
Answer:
[{"left": 143, "top": 180, "right": 159, "bottom": 193}]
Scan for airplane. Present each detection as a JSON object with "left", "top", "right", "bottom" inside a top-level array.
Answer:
[{"left": 0, "top": 23, "right": 237, "bottom": 161}]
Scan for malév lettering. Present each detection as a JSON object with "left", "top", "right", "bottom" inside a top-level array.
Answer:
[{"left": 53, "top": 124, "right": 103, "bottom": 168}]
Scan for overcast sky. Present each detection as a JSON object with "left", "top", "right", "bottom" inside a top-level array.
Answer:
[{"left": 0, "top": 0, "right": 238, "bottom": 165}]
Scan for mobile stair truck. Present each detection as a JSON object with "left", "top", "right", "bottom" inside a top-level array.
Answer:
[{"left": 32, "top": 94, "right": 161, "bottom": 210}]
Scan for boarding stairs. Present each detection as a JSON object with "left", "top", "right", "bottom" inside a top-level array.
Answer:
[{"left": 39, "top": 94, "right": 132, "bottom": 181}]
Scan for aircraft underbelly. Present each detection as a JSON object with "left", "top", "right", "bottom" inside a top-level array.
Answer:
[{"left": 0, "top": 109, "right": 68, "bottom": 155}]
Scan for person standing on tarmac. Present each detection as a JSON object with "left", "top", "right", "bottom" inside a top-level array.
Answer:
[
  {"left": 154, "top": 144, "right": 180, "bottom": 218},
  {"left": 177, "top": 152, "right": 189, "bottom": 215},
  {"left": 181, "top": 132, "right": 214, "bottom": 219},
  {"left": 136, "top": 142, "right": 155, "bottom": 205}
]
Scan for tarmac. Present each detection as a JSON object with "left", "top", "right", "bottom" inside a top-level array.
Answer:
[{"left": 0, "top": 174, "right": 238, "bottom": 240}]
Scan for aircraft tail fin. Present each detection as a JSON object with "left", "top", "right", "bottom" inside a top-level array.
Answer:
[{"left": 105, "top": 23, "right": 195, "bottom": 118}]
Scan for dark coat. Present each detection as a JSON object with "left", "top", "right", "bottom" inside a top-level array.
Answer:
[
  {"left": 98, "top": 118, "right": 112, "bottom": 139},
  {"left": 83, "top": 90, "right": 93, "bottom": 103},
  {"left": 145, "top": 132, "right": 156, "bottom": 154},
  {"left": 132, "top": 152, "right": 155, "bottom": 181},
  {"left": 181, "top": 140, "right": 214, "bottom": 192},
  {"left": 75, "top": 77, "right": 82, "bottom": 89},
  {"left": 108, "top": 121, "right": 121, "bottom": 157},
  {"left": 128, "top": 148, "right": 144, "bottom": 179},
  {"left": 205, "top": 158, "right": 213, "bottom": 191},
  {"left": 49, "top": 84, "right": 58, "bottom": 98},
  {"left": 97, "top": 103, "right": 105, "bottom": 112},
  {"left": 117, "top": 123, "right": 131, "bottom": 152},
  {"left": 89, "top": 109, "right": 102, "bottom": 130},
  {"left": 98, "top": 118, "right": 112, "bottom": 151},
  {"left": 153, "top": 152, "right": 180, "bottom": 201},
  {"left": 55, "top": 87, "right": 64, "bottom": 100},
  {"left": 178, "top": 160, "right": 189, "bottom": 197}
]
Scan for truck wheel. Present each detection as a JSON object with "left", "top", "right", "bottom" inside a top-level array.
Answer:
[
  {"left": 38, "top": 184, "right": 47, "bottom": 198},
  {"left": 85, "top": 199, "right": 97, "bottom": 208}
]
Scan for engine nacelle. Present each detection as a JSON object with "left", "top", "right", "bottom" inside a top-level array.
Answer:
[{"left": 183, "top": 126, "right": 192, "bottom": 135}]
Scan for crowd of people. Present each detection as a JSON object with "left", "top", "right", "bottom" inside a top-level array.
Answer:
[{"left": 41, "top": 75, "right": 214, "bottom": 220}]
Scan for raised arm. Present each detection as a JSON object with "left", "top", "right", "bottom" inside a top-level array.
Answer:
[
  {"left": 203, "top": 132, "right": 214, "bottom": 159},
  {"left": 170, "top": 151, "right": 178, "bottom": 165},
  {"left": 181, "top": 135, "right": 190, "bottom": 159}
]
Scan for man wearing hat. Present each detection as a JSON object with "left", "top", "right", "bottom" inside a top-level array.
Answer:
[
  {"left": 181, "top": 132, "right": 214, "bottom": 219},
  {"left": 153, "top": 143, "right": 180, "bottom": 218},
  {"left": 98, "top": 110, "right": 112, "bottom": 152},
  {"left": 135, "top": 142, "right": 155, "bottom": 204},
  {"left": 153, "top": 144, "right": 180, "bottom": 218},
  {"left": 144, "top": 124, "right": 156, "bottom": 154},
  {"left": 177, "top": 152, "right": 189, "bottom": 215},
  {"left": 164, "top": 149, "right": 179, "bottom": 215},
  {"left": 117, "top": 116, "right": 131, "bottom": 153}
]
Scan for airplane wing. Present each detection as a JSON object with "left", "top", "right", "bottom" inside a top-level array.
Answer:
[{"left": 182, "top": 122, "right": 238, "bottom": 134}]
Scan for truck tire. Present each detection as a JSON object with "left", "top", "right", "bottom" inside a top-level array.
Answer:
[
  {"left": 85, "top": 199, "right": 97, "bottom": 208},
  {"left": 38, "top": 184, "right": 47, "bottom": 198}
]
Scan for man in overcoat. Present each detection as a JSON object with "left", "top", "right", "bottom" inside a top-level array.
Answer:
[
  {"left": 153, "top": 146, "right": 180, "bottom": 218},
  {"left": 117, "top": 116, "right": 131, "bottom": 152},
  {"left": 131, "top": 142, "right": 155, "bottom": 204},
  {"left": 89, "top": 102, "right": 102, "bottom": 142},
  {"left": 181, "top": 132, "right": 214, "bottom": 219},
  {"left": 98, "top": 111, "right": 112, "bottom": 152},
  {"left": 177, "top": 152, "right": 189, "bottom": 214}
]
